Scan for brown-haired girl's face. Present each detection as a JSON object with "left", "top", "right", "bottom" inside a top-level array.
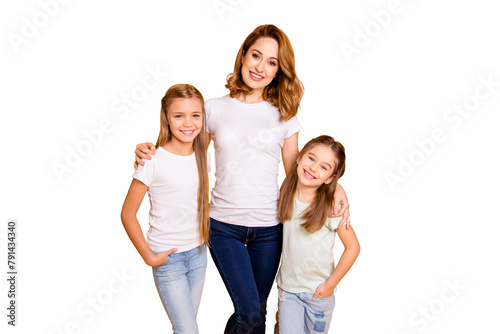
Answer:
[
  {"left": 296, "top": 145, "right": 337, "bottom": 188},
  {"left": 241, "top": 37, "right": 279, "bottom": 95}
]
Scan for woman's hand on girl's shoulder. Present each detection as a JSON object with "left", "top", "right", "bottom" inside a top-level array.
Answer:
[
  {"left": 331, "top": 209, "right": 350, "bottom": 230},
  {"left": 145, "top": 248, "right": 178, "bottom": 267},
  {"left": 134, "top": 142, "right": 156, "bottom": 170}
]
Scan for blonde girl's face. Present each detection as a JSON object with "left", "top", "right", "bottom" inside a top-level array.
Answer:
[
  {"left": 166, "top": 97, "right": 203, "bottom": 145},
  {"left": 296, "top": 145, "right": 337, "bottom": 188},
  {"left": 241, "top": 37, "right": 279, "bottom": 95}
]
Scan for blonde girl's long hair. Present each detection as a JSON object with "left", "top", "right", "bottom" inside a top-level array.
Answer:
[
  {"left": 277, "top": 135, "right": 346, "bottom": 233},
  {"left": 225, "top": 24, "right": 304, "bottom": 121},
  {"left": 155, "top": 84, "right": 210, "bottom": 246}
]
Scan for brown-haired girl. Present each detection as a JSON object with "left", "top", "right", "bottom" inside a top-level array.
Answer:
[
  {"left": 121, "top": 83, "right": 209, "bottom": 333},
  {"left": 134, "top": 25, "right": 351, "bottom": 333},
  {"left": 276, "top": 135, "right": 360, "bottom": 333}
]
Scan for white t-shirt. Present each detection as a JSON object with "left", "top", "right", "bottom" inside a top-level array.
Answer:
[
  {"left": 276, "top": 197, "right": 342, "bottom": 294},
  {"left": 205, "top": 95, "right": 302, "bottom": 227},
  {"left": 132, "top": 147, "right": 205, "bottom": 253}
]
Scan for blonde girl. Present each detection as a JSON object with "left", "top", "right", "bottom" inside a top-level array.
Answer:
[
  {"left": 121, "top": 84, "right": 209, "bottom": 333},
  {"left": 276, "top": 135, "right": 360, "bottom": 333}
]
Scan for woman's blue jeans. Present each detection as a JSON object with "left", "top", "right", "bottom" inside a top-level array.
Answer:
[{"left": 209, "top": 218, "right": 282, "bottom": 334}]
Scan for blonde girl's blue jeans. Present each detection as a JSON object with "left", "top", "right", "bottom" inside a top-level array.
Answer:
[
  {"left": 152, "top": 244, "right": 207, "bottom": 334},
  {"left": 277, "top": 287, "right": 335, "bottom": 334}
]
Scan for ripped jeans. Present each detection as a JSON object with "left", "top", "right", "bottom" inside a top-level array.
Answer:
[{"left": 277, "top": 287, "right": 335, "bottom": 333}]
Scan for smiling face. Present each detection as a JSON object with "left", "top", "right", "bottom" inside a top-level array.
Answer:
[
  {"left": 240, "top": 37, "right": 279, "bottom": 97},
  {"left": 166, "top": 97, "right": 203, "bottom": 147},
  {"left": 296, "top": 144, "right": 337, "bottom": 189}
]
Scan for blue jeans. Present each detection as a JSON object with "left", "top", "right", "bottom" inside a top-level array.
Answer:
[
  {"left": 152, "top": 245, "right": 207, "bottom": 334},
  {"left": 209, "top": 218, "right": 283, "bottom": 334},
  {"left": 277, "top": 287, "right": 335, "bottom": 333}
]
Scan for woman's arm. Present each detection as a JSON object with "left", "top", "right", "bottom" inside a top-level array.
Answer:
[
  {"left": 121, "top": 179, "right": 177, "bottom": 266},
  {"left": 331, "top": 184, "right": 351, "bottom": 229},
  {"left": 206, "top": 131, "right": 211, "bottom": 149},
  {"left": 312, "top": 225, "right": 360, "bottom": 300},
  {"left": 281, "top": 132, "right": 299, "bottom": 176}
]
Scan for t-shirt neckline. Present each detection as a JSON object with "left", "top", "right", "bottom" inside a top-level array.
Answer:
[
  {"left": 158, "top": 146, "right": 195, "bottom": 160},
  {"left": 228, "top": 95, "right": 270, "bottom": 108}
]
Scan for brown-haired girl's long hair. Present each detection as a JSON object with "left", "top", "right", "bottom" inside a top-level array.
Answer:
[
  {"left": 278, "top": 135, "right": 346, "bottom": 233},
  {"left": 155, "top": 84, "right": 210, "bottom": 246},
  {"left": 225, "top": 24, "right": 304, "bottom": 121}
]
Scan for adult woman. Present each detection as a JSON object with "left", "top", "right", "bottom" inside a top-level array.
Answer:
[{"left": 135, "top": 24, "right": 350, "bottom": 333}]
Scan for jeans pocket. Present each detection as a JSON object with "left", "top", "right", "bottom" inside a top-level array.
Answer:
[
  {"left": 317, "top": 293, "right": 334, "bottom": 300},
  {"left": 307, "top": 292, "right": 335, "bottom": 308}
]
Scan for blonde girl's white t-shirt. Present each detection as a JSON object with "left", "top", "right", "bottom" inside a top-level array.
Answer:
[
  {"left": 205, "top": 95, "right": 302, "bottom": 227},
  {"left": 132, "top": 147, "right": 206, "bottom": 253},
  {"left": 276, "top": 197, "right": 342, "bottom": 294}
]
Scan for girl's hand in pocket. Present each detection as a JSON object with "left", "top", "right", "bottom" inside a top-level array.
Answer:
[
  {"left": 312, "top": 282, "right": 334, "bottom": 301},
  {"left": 146, "top": 248, "right": 178, "bottom": 267}
]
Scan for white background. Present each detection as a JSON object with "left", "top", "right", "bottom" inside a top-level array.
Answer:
[{"left": 1, "top": 0, "right": 499, "bottom": 333}]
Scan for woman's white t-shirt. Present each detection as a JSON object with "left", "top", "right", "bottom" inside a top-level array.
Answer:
[
  {"left": 205, "top": 95, "right": 301, "bottom": 227},
  {"left": 132, "top": 147, "right": 203, "bottom": 253}
]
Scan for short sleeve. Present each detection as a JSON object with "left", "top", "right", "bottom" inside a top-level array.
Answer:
[
  {"left": 284, "top": 116, "right": 302, "bottom": 139},
  {"left": 326, "top": 216, "right": 343, "bottom": 231},
  {"left": 325, "top": 201, "right": 343, "bottom": 231},
  {"left": 132, "top": 157, "right": 157, "bottom": 187}
]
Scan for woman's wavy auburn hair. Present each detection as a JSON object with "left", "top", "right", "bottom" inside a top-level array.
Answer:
[
  {"left": 278, "top": 135, "right": 346, "bottom": 233},
  {"left": 225, "top": 24, "right": 304, "bottom": 121},
  {"left": 155, "top": 84, "right": 210, "bottom": 246}
]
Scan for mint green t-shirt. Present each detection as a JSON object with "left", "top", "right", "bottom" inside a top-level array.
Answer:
[{"left": 276, "top": 197, "right": 341, "bottom": 294}]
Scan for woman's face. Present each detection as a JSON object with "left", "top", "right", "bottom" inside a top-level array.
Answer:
[{"left": 240, "top": 37, "right": 280, "bottom": 95}]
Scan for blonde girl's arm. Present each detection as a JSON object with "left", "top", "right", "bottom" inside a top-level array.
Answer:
[
  {"left": 121, "top": 179, "right": 177, "bottom": 267},
  {"left": 312, "top": 225, "right": 360, "bottom": 300}
]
